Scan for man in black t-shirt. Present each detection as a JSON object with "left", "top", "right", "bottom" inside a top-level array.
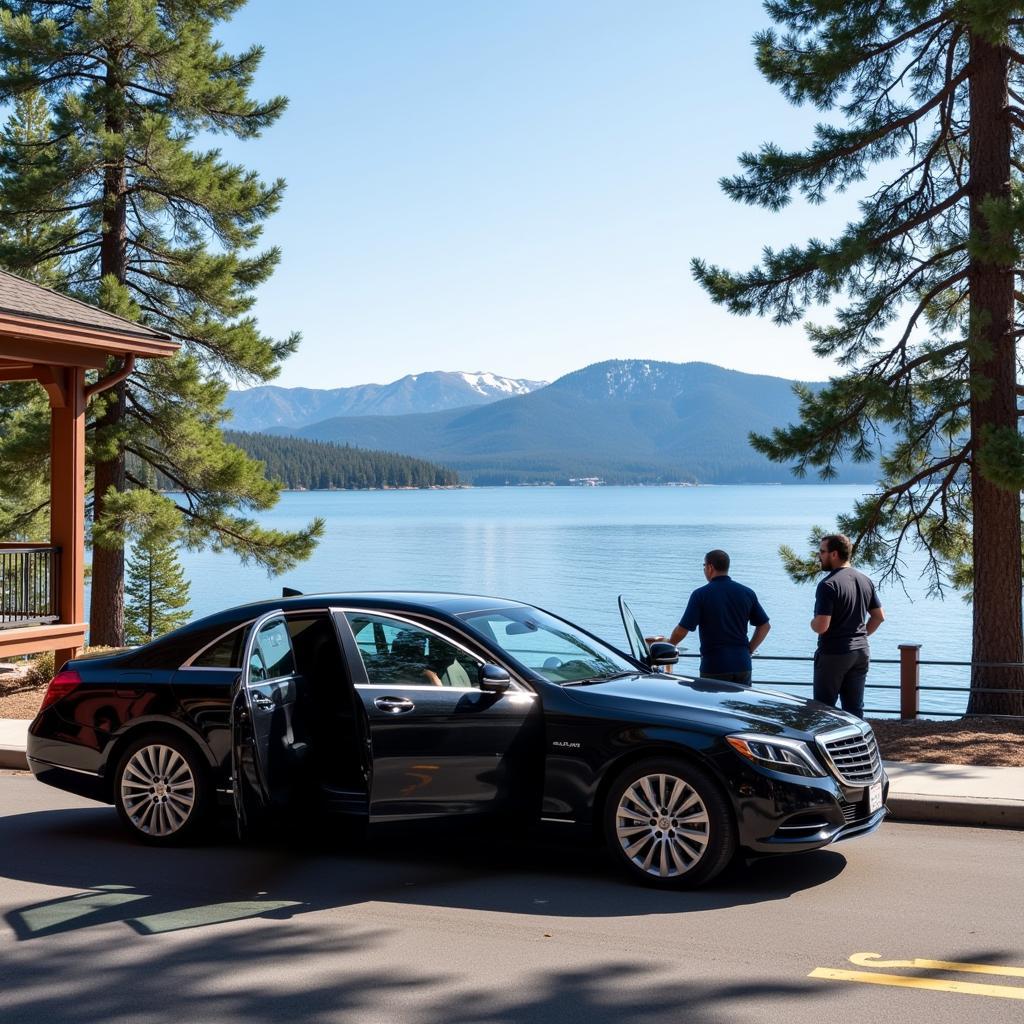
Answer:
[{"left": 810, "top": 534, "right": 885, "bottom": 719}]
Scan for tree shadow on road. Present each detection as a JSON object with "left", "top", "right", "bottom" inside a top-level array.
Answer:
[
  {"left": 1, "top": 802, "right": 847, "bottom": 946},
  {"left": 0, "top": 921, "right": 825, "bottom": 1024}
]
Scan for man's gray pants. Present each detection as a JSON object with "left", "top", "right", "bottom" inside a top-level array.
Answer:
[{"left": 813, "top": 648, "right": 869, "bottom": 719}]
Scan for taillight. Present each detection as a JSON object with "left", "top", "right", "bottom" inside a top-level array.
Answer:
[{"left": 39, "top": 669, "right": 81, "bottom": 712}]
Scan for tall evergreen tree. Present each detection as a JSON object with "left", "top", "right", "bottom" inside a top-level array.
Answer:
[
  {"left": 694, "top": 1, "right": 1024, "bottom": 715},
  {"left": 0, "top": 1, "right": 323, "bottom": 645},
  {"left": 0, "top": 75, "right": 71, "bottom": 286},
  {"left": 124, "top": 527, "right": 190, "bottom": 645},
  {"left": 0, "top": 81, "right": 68, "bottom": 540}
]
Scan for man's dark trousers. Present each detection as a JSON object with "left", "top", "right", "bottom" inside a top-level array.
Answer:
[
  {"left": 701, "top": 670, "right": 751, "bottom": 685},
  {"left": 813, "top": 649, "right": 869, "bottom": 719}
]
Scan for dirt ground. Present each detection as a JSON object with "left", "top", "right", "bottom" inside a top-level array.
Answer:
[
  {"left": 866, "top": 716, "right": 1024, "bottom": 767},
  {"left": 2, "top": 669, "right": 1022, "bottom": 767}
]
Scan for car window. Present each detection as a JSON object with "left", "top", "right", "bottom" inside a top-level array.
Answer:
[
  {"left": 187, "top": 614, "right": 326, "bottom": 670},
  {"left": 461, "top": 608, "right": 635, "bottom": 683},
  {"left": 249, "top": 619, "right": 295, "bottom": 682},
  {"left": 190, "top": 627, "right": 244, "bottom": 668},
  {"left": 131, "top": 620, "right": 237, "bottom": 669},
  {"left": 346, "top": 612, "right": 480, "bottom": 688}
]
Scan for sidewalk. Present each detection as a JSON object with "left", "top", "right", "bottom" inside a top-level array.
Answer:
[{"left": 1, "top": 717, "right": 1021, "bottom": 828}]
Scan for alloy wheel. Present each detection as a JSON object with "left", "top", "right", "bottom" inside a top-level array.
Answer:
[
  {"left": 120, "top": 743, "right": 196, "bottom": 837},
  {"left": 613, "top": 772, "right": 711, "bottom": 878}
]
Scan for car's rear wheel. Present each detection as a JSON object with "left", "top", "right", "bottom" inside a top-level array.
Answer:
[
  {"left": 603, "top": 757, "right": 736, "bottom": 888},
  {"left": 114, "top": 733, "right": 211, "bottom": 845}
]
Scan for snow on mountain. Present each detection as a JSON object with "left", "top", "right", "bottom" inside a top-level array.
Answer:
[
  {"left": 226, "top": 370, "right": 548, "bottom": 432},
  {"left": 456, "top": 371, "right": 546, "bottom": 397}
]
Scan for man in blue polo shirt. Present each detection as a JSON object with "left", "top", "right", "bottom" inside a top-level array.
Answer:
[{"left": 661, "top": 549, "right": 771, "bottom": 683}]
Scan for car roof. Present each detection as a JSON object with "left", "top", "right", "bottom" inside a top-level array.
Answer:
[
  {"left": 172, "top": 591, "right": 531, "bottom": 635},
  {"left": 109, "top": 591, "right": 547, "bottom": 670}
]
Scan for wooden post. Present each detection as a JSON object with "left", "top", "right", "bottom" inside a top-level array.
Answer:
[
  {"left": 49, "top": 366, "right": 86, "bottom": 672},
  {"left": 899, "top": 643, "right": 920, "bottom": 720}
]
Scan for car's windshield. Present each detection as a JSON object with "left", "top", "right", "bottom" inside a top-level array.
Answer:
[{"left": 460, "top": 607, "right": 637, "bottom": 683}]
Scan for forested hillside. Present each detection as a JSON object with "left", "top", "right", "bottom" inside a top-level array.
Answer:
[
  {"left": 224, "top": 432, "right": 460, "bottom": 489},
  {"left": 273, "top": 360, "right": 880, "bottom": 484}
]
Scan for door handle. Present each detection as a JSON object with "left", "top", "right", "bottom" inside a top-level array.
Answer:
[
  {"left": 374, "top": 696, "right": 415, "bottom": 714},
  {"left": 251, "top": 693, "right": 275, "bottom": 710}
]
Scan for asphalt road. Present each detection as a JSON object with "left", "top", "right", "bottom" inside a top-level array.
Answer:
[{"left": 0, "top": 773, "right": 1021, "bottom": 1024}]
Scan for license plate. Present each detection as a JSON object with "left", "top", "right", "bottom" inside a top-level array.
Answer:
[{"left": 867, "top": 781, "right": 883, "bottom": 813}]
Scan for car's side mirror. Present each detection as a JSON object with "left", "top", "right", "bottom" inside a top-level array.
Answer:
[
  {"left": 478, "top": 663, "right": 512, "bottom": 693},
  {"left": 647, "top": 642, "right": 679, "bottom": 668}
]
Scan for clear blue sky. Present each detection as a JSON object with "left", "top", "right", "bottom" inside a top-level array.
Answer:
[{"left": 217, "top": 1, "right": 866, "bottom": 389}]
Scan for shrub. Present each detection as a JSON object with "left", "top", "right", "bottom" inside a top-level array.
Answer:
[
  {"left": 21, "top": 645, "right": 119, "bottom": 689},
  {"left": 22, "top": 650, "right": 55, "bottom": 689}
]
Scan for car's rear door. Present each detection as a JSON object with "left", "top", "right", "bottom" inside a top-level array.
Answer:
[
  {"left": 333, "top": 608, "right": 542, "bottom": 821},
  {"left": 230, "top": 610, "right": 303, "bottom": 834}
]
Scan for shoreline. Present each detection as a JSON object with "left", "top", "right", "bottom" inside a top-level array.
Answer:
[{"left": 271, "top": 481, "right": 879, "bottom": 492}]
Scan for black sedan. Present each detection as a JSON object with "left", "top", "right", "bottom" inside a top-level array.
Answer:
[{"left": 27, "top": 591, "right": 888, "bottom": 888}]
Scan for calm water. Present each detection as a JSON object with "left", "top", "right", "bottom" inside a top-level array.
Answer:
[{"left": 170, "top": 485, "right": 973, "bottom": 716}]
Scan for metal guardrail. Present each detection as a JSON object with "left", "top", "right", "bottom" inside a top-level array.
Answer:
[
  {"left": 676, "top": 648, "right": 1024, "bottom": 721},
  {"left": 0, "top": 545, "right": 60, "bottom": 629}
]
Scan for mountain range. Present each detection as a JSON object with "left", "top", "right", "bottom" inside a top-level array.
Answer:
[
  {"left": 261, "top": 360, "right": 877, "bottom": 485},
  {"left": 226, "top": 370, "right": 547, "bottom": 431}
]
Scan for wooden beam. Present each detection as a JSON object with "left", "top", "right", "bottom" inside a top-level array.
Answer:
[
  {"left": 49, "top": 367, "right": 86, "bottom": 657},
  {"left": 36, "top": 365, "right": 67, "bottom": 408},
  {"left": 0, "top": 622, "right": 88, "bottom": 659},
  {"left": 0, "top": 312, "right": 176, "bottom": 360},
  {"left": 0, "top": 361, "right": 36, "bottom": 382},
  {"left": 0, "top": 363, "right": 70, "bottom": 405},
  {"left": 0, "top": 337, "right": 109, "bottom": 370}
]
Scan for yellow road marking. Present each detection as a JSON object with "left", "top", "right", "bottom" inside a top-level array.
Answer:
[
  {"left": 809, "top": 968, "right": 1024, "bottom": 1000},
  {"left": 849, "top": 952, "right": 1024, "bottom": 979}
]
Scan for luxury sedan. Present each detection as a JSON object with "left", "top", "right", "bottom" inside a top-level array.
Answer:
[{"left": 27, "top": 591, "right": 888, "bottom": 888}]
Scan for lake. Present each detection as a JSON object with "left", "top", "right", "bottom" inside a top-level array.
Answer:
[{"left": 168, "top": 485, "right": 973, "bottom": 716}]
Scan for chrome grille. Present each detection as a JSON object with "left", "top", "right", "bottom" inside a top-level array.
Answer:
[{"left": 817, "top": 726, "right": 882, "bottom": 786}]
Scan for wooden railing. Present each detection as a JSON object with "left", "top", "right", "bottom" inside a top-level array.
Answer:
[{"left": 0, "top": 545, "right": 60, "bottom": 629}]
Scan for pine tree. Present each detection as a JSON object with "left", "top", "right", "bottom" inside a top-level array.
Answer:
[
  {"left": 0, "top": 2, "right": 323, "bottom": 645},
  {"left": 124, "top": 530, "right": 190, "bottom": 645},
  {"left": 0, "top": 79, "right": 72, "bottom": 541},
  {"left": 693, "top": 2, "right": 1024, "bottom": 715},
  {"left": 0, "top": 76, "right": 72, "bottom": 287}
]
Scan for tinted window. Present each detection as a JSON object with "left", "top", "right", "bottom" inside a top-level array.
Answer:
[
  {"left": 461, "top": 608, "right": 634, "bottom": 683},
  {"left": 248, "top": 619, "right": 295, "bottom": 682},
  {"left": 190, "top": 627, "right": 244, "bottom": 668},
  {"left": 130, "top": 620, "right": 239, "bottom": 669},
  {"left": 346, "top": 612, "right": 480, "bottom": 688},
  {"left": 189, "top": 615, "right": 325, "bottom": 670}
]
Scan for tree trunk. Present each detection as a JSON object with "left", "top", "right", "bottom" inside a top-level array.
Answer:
[
  {"left": 89, "top": 61, "right": 129, "bottom": 647},
  {"left": 89, "top": 382, "right": 126, "bottom": 646},
  {"left": 966, "top": 33, "right": 1024, "bottom": 717}
]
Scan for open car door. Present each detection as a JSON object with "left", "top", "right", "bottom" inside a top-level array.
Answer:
[
  {"left": 618, "top": 595, "right": 651, "bottom": 665},
  {"left": 230, "top": 610, "right": 303, "bottom": 836}
]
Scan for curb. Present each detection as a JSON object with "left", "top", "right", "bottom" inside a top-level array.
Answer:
[
  {"left": 0, "top": 745, "right": 27, "bottom": 771},
  {"left": 887, "top": 794, "right": 1024, "bottom": 829}
]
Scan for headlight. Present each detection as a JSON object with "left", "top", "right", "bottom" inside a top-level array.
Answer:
[{"left": 726, "top": 734, "right": 826, "bottom": 778}]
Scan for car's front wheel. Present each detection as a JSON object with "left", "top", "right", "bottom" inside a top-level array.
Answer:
[
  {"left": 603, "top": 757, "right": 736, "bottom": 888},
  {"left": 113, "top": 733, "right": 211, "bottom": 845}
]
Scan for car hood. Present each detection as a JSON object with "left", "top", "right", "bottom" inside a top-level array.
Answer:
[{"left": 562, "top": 673, "right": 856, "bottom": 740}]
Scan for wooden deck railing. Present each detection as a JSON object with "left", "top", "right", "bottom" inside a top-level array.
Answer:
[{"left": 0, "top": 545, "right": 60, "bottom": 629}]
